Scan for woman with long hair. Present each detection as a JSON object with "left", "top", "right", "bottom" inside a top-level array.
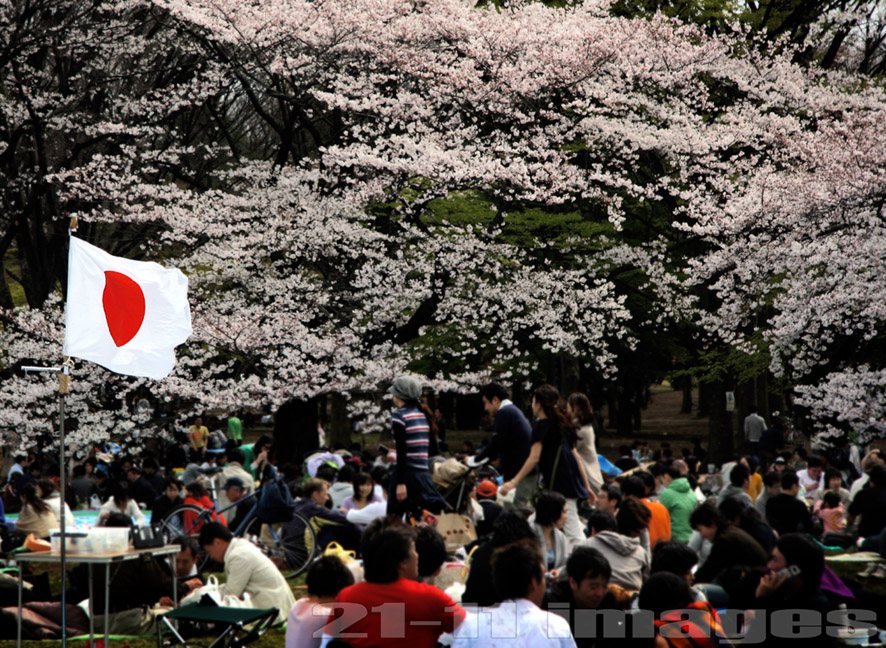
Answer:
[
  {"left": 386, "top": 375, "right": 446, "bottom": 519},
  {"left": 16, "top": 482, "right": 57, "bottom": 538},
  {"left": 37, "top": 477, "right": 74, "bottom": 529},
  {"left": 183, "top": 480, "right": 226, "bottom": 533},
  {"left": 567, "top": 392, "right": 604, "bottom": 495},
  {"left": 98, "top": 480, "right": 146, "bottom": 526},
  {"left": 500, "top": 384, "right": 593, "bottom": 546}
]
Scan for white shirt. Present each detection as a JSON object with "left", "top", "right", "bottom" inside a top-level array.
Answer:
[
  {"left": 99, "top": 498, "right": 146, "bottom": 526},
  {"left": 797, "top": 468, "right": 824, "bottom": 492},
  {"left": 345, "top": 500, "right": 387, "bottom": 527},
  {"left": 221, "top": 537, "right": 295, "bottom": 624},
  {"left": 451, "top": 598, "right": 576, "bottom": 648}
]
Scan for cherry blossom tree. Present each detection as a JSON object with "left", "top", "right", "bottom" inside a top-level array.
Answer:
[{"left": 2, "top": 0, "right": 886, "bottom": 455}]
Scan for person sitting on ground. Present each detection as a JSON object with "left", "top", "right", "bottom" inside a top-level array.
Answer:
[
  {"left": 813, "top": 490, "right": 846, "bottom": 535},
  {"left": 182, "top": 480, "right": 226, "bottom": 533},
  {"left": 462, "top": 510, "right": 538, "bottom": 607},
  {"left": 848, "top": 464, "right": 886, "bottom": 542},
  {"left": 157, "top": 536, "right": 206, "bottom": 607},
  {"left": 690, "top": 501, "right": 768, "bottom": 584},
  {"left": 343, "top": 470, "right": 389, "bottom": 530},
  {"left": 15, "top": 482, "right": 56, "bottom": 538},
  {"left": 323, "top": 516, "right": 466, "bottom": 648},
  {"left": 340, "top": 471, "right": 382, "bottom": 513},
  {"left": 814, "top": 468, "right": 851, "bottom": 508},
  {"left": 474, "top": 479, "right": 503, "bottom": 537},
  {"left": 641, "top": 572, "right": 732, "bottom": 648},
  {"left": 533, "top": 490, "right": 570, "bottom": 577},
  {"left": 199, "top": 521, "right": 295, "bottom": 623},
  {"left": 626, "top": 472, "right": 671, "bottom": 546},
  {"left": 37, "top": 478, "right": 74, "bottom": 530},
  {"left": 582, "top": 501, "right": 650, "bottom": 591},
  {"left": 99, "top": 480, "right": 145, "bottom": 526},
  {"left": 151, "top": 477, "right": 184, "bottom": 527},
  {"left": 415, "top": 525, "right": 448, "bottom": 584},
  {"left": 755, "top": 470, "right": 782, "bottom": 518},
  {"left": 659, "top": 465, "right": 698, "bottom": 543},
  {"left": 220, "top": 476, "right": 252, "bottom": 532},
  {"left": 284, "top": 478, "right": 360, "bottom": 559},
  {"left": 452, "top": 540, "right": 575, "bottom": 648},
  {"left": 750, "top": 533, "right": 833, "bottom": 648},
  {"left": 214, "top": 447, "right": 255, "bottom": 511},
  {"left": 718, "top": 496, "right": 776, "bottom": 554},
  {"left": 596, "top": 483, "right": 621, "bottom": 516},
  {"left": 328, "top": 464, "right": 355, "bottom": 509},
  {"left": 796, "top": 456, "right": 825, "bottom": 497},
  {"left": 126, "top": 464, "right": 159, "bottom": 507},
  {"left": 285, "top": 556, "right": 355, "bottom": 648},
  {"left": 717, "top": 463, "right": 754, "bottom": 508},
  {"left": 545, "top": 545, "right": 621, "bottom": 646},
  {"left": 765, "top": 471, "right": 814, "bottom": 537},
  {"left": 70, "top": 464, "right": 98, "bottom": 508}
]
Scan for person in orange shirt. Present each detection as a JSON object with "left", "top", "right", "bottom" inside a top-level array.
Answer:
[{"left": 622, "top": 473, "right": 671, "bottom": 547}]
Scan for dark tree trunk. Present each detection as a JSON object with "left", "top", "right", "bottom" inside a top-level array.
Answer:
[
  {"left": 272, "top": 396, "right": 321, "bottom": 470},
  {"left": 679, "top": 376, "right": 693, "bottom": 414},
  {"left": 327, "top": 393, "right": 351, "bottom": 449},
  {"left": 706, "top": 380, "right": 734, "bottom": 465}
]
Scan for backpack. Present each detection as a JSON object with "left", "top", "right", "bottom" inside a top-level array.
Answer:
[{"left": 255, "top": 466, "right": 295, "bottom": 524}]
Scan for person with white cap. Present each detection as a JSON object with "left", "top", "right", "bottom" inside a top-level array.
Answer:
[{"left": 386, "top": 375, "right": 446, "bottom": 519}]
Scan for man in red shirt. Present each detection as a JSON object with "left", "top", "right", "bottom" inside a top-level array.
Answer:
[{"left": 322, "top": 517, "right": 466, "bottom": 647}]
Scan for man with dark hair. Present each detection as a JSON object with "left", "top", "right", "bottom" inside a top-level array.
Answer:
[
  {"left": 755, "top": 470, "right": 782, "bottom": 518},
  {"left": 463, "top": 510, "right": 538, "bottom": 607},
  {"left": 596, "top": 484, "right": 621, "bottom": 515},
  {"left": 199, "top": 521, "right": 294, "bottom": 622},
  {"left": 744, "top": 405, "right": 767, "bottom": 456},
  {"left": 615, "top": 445, "right": 640, "bottom": 472},
  {"left": 659, "top": 465, "right": 697, "bottom": 543},
  {"left": 142, "top": 458, "right": 165, "bottom": 494},
  {"left": 691, "top": 501, "right": 767, "bottom": 584},
  {"left": 474, "top": 382, "right": 535, "bottom": 510},
  {"left": 415, "top": 525, "right": 448, "bottom": 583},
  {"left": 150, "top": 476, "right": 184, "bottom": 526},
  {"left": 546, "top": 545, "right": 618, "bottom": 646},
  {"left": 453, "top": 541, "right": 575, "bottom": 647},
  {"left": 126, "top": 465, "right": 159, "bottom": 508},
  {"left": 848, "top": 464, "right": 886, "bottom": 539},
  {"left": 765, "top": 471, "right": 814, "bottom": 536},
  {"left": 797, "top": 455, "right": 825, "bottom": 495},
  {"left": 70, "top": 464, "right": 98, "bottom": 507},
  {"left": 323, "top": 517, "right": 465, "bottom": 648},
  {"left": 717, "top": 463, "right": 754, "bottom": 508}
]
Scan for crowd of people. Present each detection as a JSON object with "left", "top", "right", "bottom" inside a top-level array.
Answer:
[{"left": 1, "top": 380, "right": 885, "bottom": 647}]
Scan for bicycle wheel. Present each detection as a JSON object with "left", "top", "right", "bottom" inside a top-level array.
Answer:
[
  {"left": 160, "top": 504, "right": 212, "bottom": 571},
  {"left": 257, "top": 512, "right": 318, "bottom": 579}
]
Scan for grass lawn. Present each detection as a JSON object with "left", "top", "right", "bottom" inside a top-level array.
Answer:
[{"left": 19, "top": 563, "right": 306, "bottom": 648}]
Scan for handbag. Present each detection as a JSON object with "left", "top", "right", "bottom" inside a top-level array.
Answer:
[
  {"left": 180, "top": 575, "right": 252, "bottom": 608},
  {"left": 435, "top": 513, "right": 477, "bottom": 552},
  {"left": 132, "top": 524, "right": 166, "bottom": 549}
]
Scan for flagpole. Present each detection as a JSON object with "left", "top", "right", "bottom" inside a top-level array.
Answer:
[{"left": 20, "top": 362, "right": 70, "bottom": 648}]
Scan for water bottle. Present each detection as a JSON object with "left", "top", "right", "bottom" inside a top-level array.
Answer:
[{"left": 90, "top": 494, "right": 101, "bottom": 509}]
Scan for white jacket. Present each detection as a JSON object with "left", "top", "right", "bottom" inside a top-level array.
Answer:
[{"left": 221, "top": 537, "right": 295, "bottom": 623}]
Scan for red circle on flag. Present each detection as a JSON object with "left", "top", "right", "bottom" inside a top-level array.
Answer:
[{"left": 103, "top": 271, "right": 146, "bottom": 347}]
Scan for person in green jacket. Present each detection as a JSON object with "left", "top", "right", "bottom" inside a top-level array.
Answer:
[{"left": 659, "top": 466, "right": 699, "bottom": 543}]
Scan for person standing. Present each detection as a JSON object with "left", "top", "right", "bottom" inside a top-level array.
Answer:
[
  {"left": 474, "top": 383, "right": 536, "bottom": 510},
  {"left": 386, "top": 376, "right": 446, "bottom": 518},
  {"left": 744, "top": 405, "right": 766, "bottom": 457},
  {"left": 500, "top": 384, "right": 593, "bottom": 547},
  {"left": 188, "top": 417, "right": 209, "bottom": 461},
  {"left": 567, "top": 392, "right": 604, "bottom": 496},
  {"left": 227, "top": 411, "right": 243, "bottom": 447}
]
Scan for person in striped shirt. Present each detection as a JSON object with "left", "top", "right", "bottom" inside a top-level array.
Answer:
[{"left": 386, "top": 375, "right": 446, "bottom": 519}]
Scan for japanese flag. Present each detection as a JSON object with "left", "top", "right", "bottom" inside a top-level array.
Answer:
[{"left": 63, "top": 237, "right": 192, "bottom": 379}]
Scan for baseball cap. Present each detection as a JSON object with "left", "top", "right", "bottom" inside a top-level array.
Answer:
[
  {"left": 477, "top": 480, "right": 498, "bottom": 498},
  {"left": 223, "top": 476, "right": 244, "bottom": 490}
]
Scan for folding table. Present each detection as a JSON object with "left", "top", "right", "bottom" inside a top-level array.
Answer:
[{"left": 157, "top": 603, "right": 278, "bottom": 648}]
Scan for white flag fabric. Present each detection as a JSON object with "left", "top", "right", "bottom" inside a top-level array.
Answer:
[{"left": 63, "top": 237, "right": 192, "bottom": 379}]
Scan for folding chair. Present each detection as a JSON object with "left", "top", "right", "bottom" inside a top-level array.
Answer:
[{"left": 157, "top": 603, "right": 278, "bottom": 648}]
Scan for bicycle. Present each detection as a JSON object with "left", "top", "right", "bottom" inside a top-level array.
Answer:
[{"left": 160, "top": 477, "right": 319, "bottom": 579}]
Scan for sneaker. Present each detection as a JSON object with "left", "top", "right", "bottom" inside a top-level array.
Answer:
[
  {"left": 858, "top": 562, "right": 879, "bottom": 577},
  {"left": 872, "top": 564, "right": 886, "bottom": 579}
]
